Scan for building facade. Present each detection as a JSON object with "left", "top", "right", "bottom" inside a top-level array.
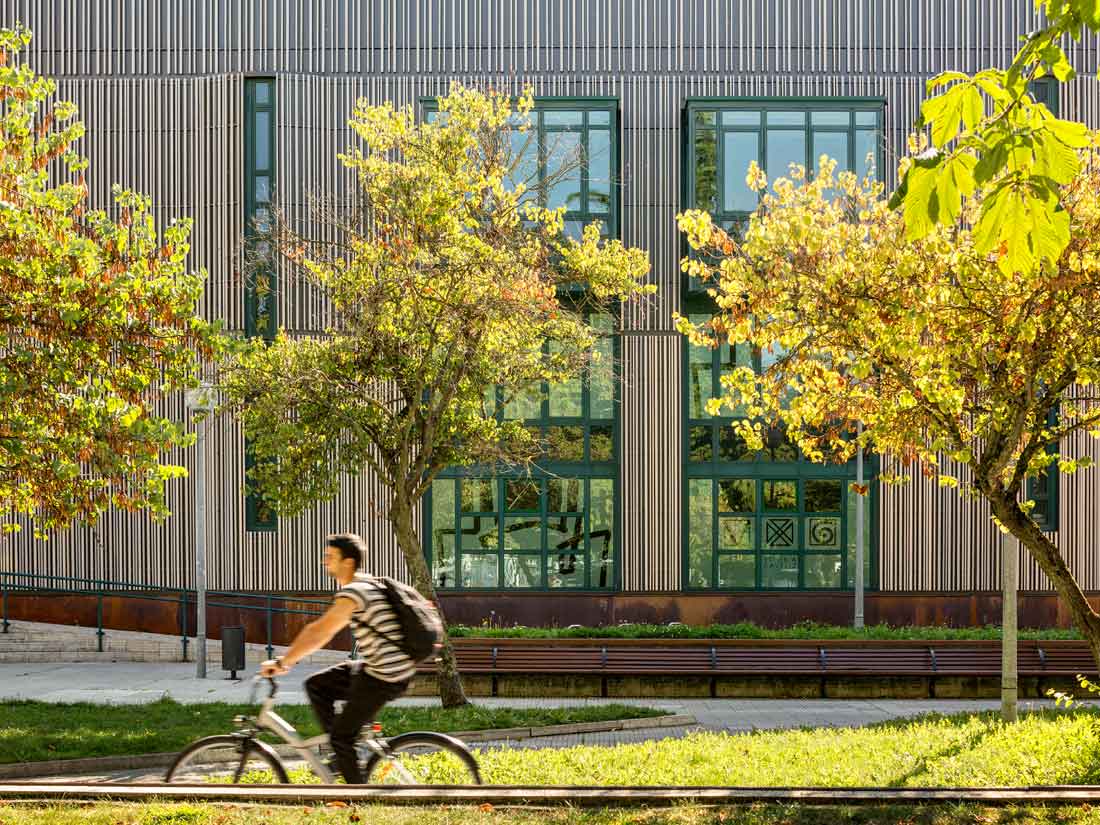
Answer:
[{"left": 3, "top": 0, "right": 1100, "bottom": 628}]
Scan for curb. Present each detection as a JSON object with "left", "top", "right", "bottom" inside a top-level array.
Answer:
[{"left": 0, "top": 714, "right": 696, "bottom": 780}]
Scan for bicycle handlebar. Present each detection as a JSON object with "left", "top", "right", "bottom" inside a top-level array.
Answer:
[{"left": 249, "top": 675, "right": 279, "bottom": 704}]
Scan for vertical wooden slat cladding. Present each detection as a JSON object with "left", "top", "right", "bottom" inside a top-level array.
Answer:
[{"left": 0, "top": 1, "right": 1097, "bottom": 598}]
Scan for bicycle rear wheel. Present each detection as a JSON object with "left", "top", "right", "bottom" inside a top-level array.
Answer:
[
  {"left": 165, "top": 734, "right": 290, "bottom": 784},
  {"left": 362, "top": 732, "right": 482, "bottom": 785}
]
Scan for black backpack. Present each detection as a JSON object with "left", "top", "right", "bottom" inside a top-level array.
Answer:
[{"left": 371, "top": 576, "right": 444, "bottom": 663}]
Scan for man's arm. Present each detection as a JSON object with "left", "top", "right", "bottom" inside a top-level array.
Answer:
[{"left": 260, "top": 598, "right": 356, "bottom": 676}]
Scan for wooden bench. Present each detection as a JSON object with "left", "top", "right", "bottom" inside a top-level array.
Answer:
[{"left": 418, "top": 639, "right": 1098, "bottom": 696}]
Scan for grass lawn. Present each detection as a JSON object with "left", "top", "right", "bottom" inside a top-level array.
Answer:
[
  {"left": 0, "top": 699, "right": 663, "bottom": 765},
  {"left": 448, "top": 621, "right": 1081, "bottom": 641},
  {"left": 263, "top": 707, "right": 1100, "bottom": 787},
  {"left": 4, "top": 803, "right": 1100, "bottom": 825}
]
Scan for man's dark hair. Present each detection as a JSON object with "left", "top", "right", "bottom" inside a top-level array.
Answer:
[{"left": 326, "top": 533, "right": 365, "bottom": 569}]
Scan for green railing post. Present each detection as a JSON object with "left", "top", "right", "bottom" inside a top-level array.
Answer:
[
  {"left": 180, "top": 590, "right": 190, "bottom": 661},
  {"left": 265, "top": 595, "right": 274, "bottom": 660},
  {"left": 2, "top": 582, "right": 9, "bottom": 633},
  {"left": 95, "top": 589, "right": 104, "bottom": 652}
]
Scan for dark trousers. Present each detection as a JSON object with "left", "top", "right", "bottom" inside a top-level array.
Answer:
[{"left": 304, "top": 662, "right": 410, "bottom": 784}]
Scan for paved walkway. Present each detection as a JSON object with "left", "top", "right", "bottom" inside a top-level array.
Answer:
[{"left": 3, "top": 661, "right": 1091, "bottom": 735}]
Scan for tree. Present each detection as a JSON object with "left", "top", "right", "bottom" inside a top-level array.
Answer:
[
  {"left": 898, "top": 0, "right": 1100, "bottom": 270},
  {"left": 676, "top": 143, "right": 1100, "bottom": 668},
  {"left": 219, "top": 84, "right": 652, "bottom": 707},
  {"left": 0, "top": 25, "right": 222, "bottom": 535}
]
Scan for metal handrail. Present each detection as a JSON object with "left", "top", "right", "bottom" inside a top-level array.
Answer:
[{"left": 0, "top": 570, "right": 340, "bottom": 661}]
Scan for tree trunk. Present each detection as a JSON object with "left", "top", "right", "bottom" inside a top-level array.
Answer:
[
  {"left": 990, "top": 494, "right": 1100, "bottom": 674},
  {"left": 389, "top": 496, "right": 469, "bottom": 708}
]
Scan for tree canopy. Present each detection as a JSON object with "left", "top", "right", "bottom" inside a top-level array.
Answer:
[{"left": 0, "top": 25, "right": 222, "bottom": 534}]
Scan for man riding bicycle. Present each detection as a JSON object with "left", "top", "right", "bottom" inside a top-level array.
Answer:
[{"left": 260, "top": 533, "right": 416, "bottom": 784}]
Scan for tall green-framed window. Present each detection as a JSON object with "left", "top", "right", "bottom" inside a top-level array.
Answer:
[
  {"left": 424, "top": 97, "right": 619, "bottom": 241},
  {"left": 244, "top": 78, "right": 277, "bottom": 532},
  {"left": 682, "top": 99, "right": 882, "bottom": 590},
  {"left": 1025, "top": 80, "right": 1061, "bottom": 533},
  {"left": 420, "top": 96, "right": 621, "bottom": 591},
  {"left": 426, "top": 313, "right": 619, "bottom": 591}
]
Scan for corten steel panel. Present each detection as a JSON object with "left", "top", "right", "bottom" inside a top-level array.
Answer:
[{"left": 0, "top": 2, "right": 1098, "bottom": 597}]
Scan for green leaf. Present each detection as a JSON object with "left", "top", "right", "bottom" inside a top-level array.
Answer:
[
  {"left": 902, "top": 163, "right": 940, "bottom": 239},
  {"left": 1033, "top": 131, "right": 1080, "bottom": 184},
  {"left": 934, "top": 154, "right": 978, "bottom": 223},
  {"left": 973, "top": 137, "right": 1010, "bottom": 184},
  {"left": 926, "top": 70, "right": 971, "bottom": 92},
  {"left": 921, "top": 86, "right": 980, "bottom": 148}
]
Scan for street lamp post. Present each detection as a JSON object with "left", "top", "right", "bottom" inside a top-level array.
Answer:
[
  {"left": 854, "top": 421, "right": 865, "bottom": 630},
  {"left": 185, "top": 384, "right": 216, "bottom": 679}
]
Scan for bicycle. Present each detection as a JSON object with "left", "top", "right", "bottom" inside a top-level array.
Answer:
[{"left": 165, "top": 676, "right": 482, "bottom": 785}]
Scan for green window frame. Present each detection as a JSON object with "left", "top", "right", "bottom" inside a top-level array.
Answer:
[
  {"left": 244, "top": 77, "right": 277, "bottom": 533},
  {"left": 1027, "top": 406, "right": 1060, "bottom": 533},
  {"left": 422, "top": 97, "right": 619, "bottom": 241},
  {"left": 418, "top": 96, "right": 621, "bottom": 591},
  {"left": 425, "top": 311, "right": 620, "bottom": 592},
  {"left": 681, "top": 99, "right": 882, "bottom": 591},
  {"left": 683, "top": 97, "right": 884, "bottom": 294}
]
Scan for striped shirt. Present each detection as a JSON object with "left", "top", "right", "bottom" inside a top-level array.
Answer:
[{"left": 334, "top": 574, "right": 417, "bottom": 683}]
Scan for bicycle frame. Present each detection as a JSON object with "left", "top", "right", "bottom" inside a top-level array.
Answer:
[{"left": 248, "top": 678, "right": 417, "bottom": 785}]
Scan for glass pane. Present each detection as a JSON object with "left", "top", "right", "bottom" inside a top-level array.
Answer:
[
  {"left": 814, "top": 132, "right": 850, "bottom": 174},
  {"left": 805, "top": 479, "right": 842, "bottom": 512},
  {"left": 687, "top": 479, "right": 713, "bottom": 588},
  {"left": 562, "top": 219, "right": 586, "bottom": 240},
  {"left": 695, "top": 110, "right": 716, "bottom": 127},
  {"left": 461, "top": 515, "right": 498, "bottom": 551},
  {"left": 812, "top": 111, "right": 850, "bottom": 126},
  {"left": 718, "top": 479, "right": 755, "bottom": 512},
  {"left": 719, "top": 427, "right": 754, "bottom": 462},
  {"left": 689, "top": 425, "right": 713, "bottom": 462},
  {"left": 589, "top": 315, "right": 615, "bottom": 419},
  {"left": 588, "top": 129, "right": 611, "bottom": 213},
  {"left": 461, "top": 479, "right": 497, "bottom": 513},
  {"left": 766, "top": 129, "right": 807, "bottom": 186},
  {"left": 694, "top": 128, "right": 718, "bottom": 212},
  {"left": 718, "top": 554, "right": 756, "bottom": 588},
  {"left": 758, "top": 427, "right": 798, "bottom": 462},
  {"left": 688, "top": 341, "right": 713, "bottom": 419},
  {"left": 549, "top": 549, "right": 586, "bottom": 587},
  {"left": 855, "top": 110, "right": 878, "bottom": 126},
  {"left": 546, "top": 132, "right": 583, "bottom": 211},
  {"left": 547, "top": 513, "right": 584, "bottom": 552},
  {"left": 505, "top": 383, "right": 542, "bottom": 420},
  {"left": 504, "top": 479, "right": 540, "bottom": 512},
  {"left": 805, "top": 555, "right": 842, "bottom": 588},
  {"left": 430, "top": 480, "right": 456, "bottom": 589},
  {"left": 589, "top": 110, "right": 611, "bottom": 126},
  {"left": 763, "top": 481, "right": 798, "bottom": 511},
  {"left": 767, "top": 111, "right": 805, "bottom": 126},
  {"left": 761, "top": 554, "right": 799, "bottom": 588},
  {"left": 508, "top": 128, "right": 539, "bottom": 201},
  {"left": 254, "top": 175, "right": 270, "bottom": 204},
  {"left": 588, "top": 424, "right": 614, "bottom": 462},
  {"left": 719, "top": 517, "right": 754, "bottom": 550},
  {"left": 462, "top": 552, "right": 499, "bottom": 588},
  {"left": 846, "top": 485, "right": 873, "bottom": 589},
  {"left": 504, "top": 554, "right": 542, "bottom": 588},
  {"left": 502, "top": 516, "right": 541, "bottom": 550},
  {"left": 719, "top": 340, "right": 752, "bottom": 417},
  {"left": 548, "top": 478, "right": 583, "bottom": 513},
  {"left": 549, "top": 370, "right": 582, "bottom": 417},
  {"left": 856, "top": 129, "right": 879, "bottom": 181},
  {"left": 589, "top": 478, "right": 615, "bottom": 588},
  {"left": 545, "top": 425, "right": 585, "bottom": 461},
  {"left": 763, "top": 516, "right": 798, "bottom": 549},
  {"left": 254, "top": 82, "right": 271, "bottom": 105},
  {"left": 254, "top": 110, "right": 271, "bottom": 169},
  {"left": 807, "top": 516, "right": 842, "bottom": 550},
  {"left": 722, "top": 110, "right": 760, "bottom": 126},
  {"left": 723, "top": 131, "right": 759, "bottom": 212},
  {"left": 544, "top": 110, "right": 584, "bottom": 126}
]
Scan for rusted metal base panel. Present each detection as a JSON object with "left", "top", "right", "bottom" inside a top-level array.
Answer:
[
  {"left": 2, "top": 782, "right": 1100, "bottom": 807},
  {"left": 6, "top": 592, "right": 1100, "bottom": 649}
]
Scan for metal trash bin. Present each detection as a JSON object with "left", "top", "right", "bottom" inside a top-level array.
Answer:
[{"left": 221, "top": 625, "right": 246, "bottom": 679}]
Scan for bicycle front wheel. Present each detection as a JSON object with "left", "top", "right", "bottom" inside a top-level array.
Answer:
[
  {"left": 165, "top": 734, "right": 290, "bottom": 784},
  {"left": 362, "top": 732, "right": 482, "bottom": 785}
]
